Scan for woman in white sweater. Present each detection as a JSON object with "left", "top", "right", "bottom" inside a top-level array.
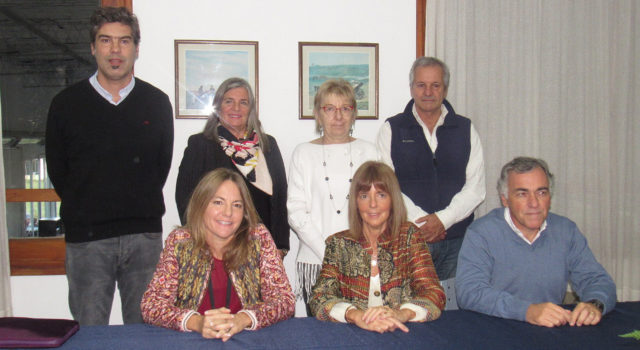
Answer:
[{"left": 287, "top": 79, "right": 377, "bottom": 315}]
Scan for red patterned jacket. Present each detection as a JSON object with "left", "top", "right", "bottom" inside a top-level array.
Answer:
[
  {"left": 141, "top": 225, "right": 294, "bottom": 331},
  {"left": 311, "top": 223, "right": 445, "bottom": 321}
]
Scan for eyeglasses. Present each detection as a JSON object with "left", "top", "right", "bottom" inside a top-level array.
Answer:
[{"left": 321, "top": 105, "right": 354, "bottom": 115}]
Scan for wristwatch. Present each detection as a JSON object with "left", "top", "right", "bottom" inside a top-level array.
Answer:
[{"left": 586, "top": 299, "right": 604, "bottom": 313}]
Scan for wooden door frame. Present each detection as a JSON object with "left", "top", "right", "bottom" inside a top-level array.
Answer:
[{"left": 417, "top": 0, "right": 426, "bottom": 57}]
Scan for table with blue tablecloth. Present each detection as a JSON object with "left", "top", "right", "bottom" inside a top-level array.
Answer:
[{"left": 33, "top": 302, "right": 640, "bottom": 349}]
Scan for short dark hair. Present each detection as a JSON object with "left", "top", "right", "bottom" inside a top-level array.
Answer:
[
  {"left": 89, "top": 7, "right": 140, "bottom": 45},
  {"left": 497, "top": 157, "right": 555, "bottom": 198}
]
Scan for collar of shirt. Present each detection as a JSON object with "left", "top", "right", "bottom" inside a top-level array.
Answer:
[
  {"left": 89, "top": 71, "right": 135, "bottom": 105},
  {"left": 503, "top": 207, "right": 547, "bottom": 245},
  {"left": 411, "top": 103, "right": 448, "bottom": 153}
]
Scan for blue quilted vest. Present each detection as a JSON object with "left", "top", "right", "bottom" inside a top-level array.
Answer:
[{"left": 387, "top": 99, "right": 473, "bottom": 239}]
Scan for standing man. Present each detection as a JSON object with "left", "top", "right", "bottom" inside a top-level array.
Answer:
[
  {"left": 377, "top": 57, "right": 485, "bottom": 284},
  {"left": 456, "top": 157, "right": 616, "bottom": 327},
  {"left": 45, "top": 7, "right": 173, "bottom": 325}
]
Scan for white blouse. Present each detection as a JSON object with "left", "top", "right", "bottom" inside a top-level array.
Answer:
[{"left": 287, "top": 139, "right": 378, "bottom": 264}]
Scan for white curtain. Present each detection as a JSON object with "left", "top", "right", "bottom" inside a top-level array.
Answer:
[
  {"left": 0, "top": 108, "right": 13, "bottom": 316},
  {"left": 426, "top": 0, "right": 639, "bottom": 301}
]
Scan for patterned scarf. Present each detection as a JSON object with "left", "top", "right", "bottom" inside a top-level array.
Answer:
[{"left": 218, "top": 126, "right": 260, "bottom": 182}]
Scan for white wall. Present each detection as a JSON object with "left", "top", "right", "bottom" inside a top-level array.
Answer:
[{"left": 10, "top": 0, "right": 416, "bottom": 323}]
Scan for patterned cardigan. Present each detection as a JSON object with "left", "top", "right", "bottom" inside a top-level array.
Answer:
[
  {"left": 141, "top": 225, "right": 295, "bottom": 331},
  {"left": 310, "top": 222, "right": 445, "bottom": 321}
]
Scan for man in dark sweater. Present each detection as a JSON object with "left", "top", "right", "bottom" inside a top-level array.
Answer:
[
  {"left": 377, "top": 57, "right": 485, "bottom": 308},
  {"left": 45, "top": 7, "right": 173, "bottom": 325}
]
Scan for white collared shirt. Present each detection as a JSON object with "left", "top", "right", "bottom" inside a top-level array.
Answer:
[
  {"left": 416, "top": 104, "right": 447, "bottom": 153},
  {"left": 89, "top": 71, "right": 135, "bottom": 105},
  {"left": 376, "top": 102, "right": 485, "bottom": 230},
  {"left": 503, "top": 207, "right": 547, "bottom": 244}
]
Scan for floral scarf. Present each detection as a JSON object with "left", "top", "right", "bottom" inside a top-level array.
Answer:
[{"left": 218, "top": 127, "right": 260, "bottom": 182}]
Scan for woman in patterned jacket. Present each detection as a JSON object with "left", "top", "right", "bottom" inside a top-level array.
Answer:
[
  {"left": 310, "top": 161, "right": 445, "bottom": 333},
  {"left": 141, "top": 168, "right": 294, "bottom": 341}
]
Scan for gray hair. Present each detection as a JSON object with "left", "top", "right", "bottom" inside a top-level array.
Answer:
[
  {"left": 497, "top": 157, "right": 554, "bottom": 198},
  {"left": 409, "top": 56, "right": 450, "bottom": 90},
  {"left": 203, "top": 77, "right": 269, "bottom": 150}
]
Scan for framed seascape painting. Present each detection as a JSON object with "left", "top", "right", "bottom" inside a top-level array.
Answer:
[
  {"left": 174, "top": 40, "right": 258, "bottom": 119},
  {"left": 299, "top": 42, "right": 379, "bottom": 120}
]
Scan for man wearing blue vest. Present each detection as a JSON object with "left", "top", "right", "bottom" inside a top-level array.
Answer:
[{"left": 377, "top": 57, "right": 485, "bottom": 287}]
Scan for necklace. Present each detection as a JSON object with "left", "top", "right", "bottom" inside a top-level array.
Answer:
[
  {"left": 365, "top": 237, "right": 380, "bottom": 277},
  {"left": 321, "top": 140, "right": 353, "bottom": 215},
  {"left": 365, "top": 235, "right": 378, "bottom": 266}
]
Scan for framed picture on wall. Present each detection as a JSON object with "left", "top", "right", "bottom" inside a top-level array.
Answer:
[
  {"left": 299, "top": 42, "right": 379, "bottom": 120},
  {"left": 174, "top": 40, "right": 258, "bottom": 119}
]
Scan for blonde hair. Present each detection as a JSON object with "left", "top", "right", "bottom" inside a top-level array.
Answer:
[
  {"left": 312, "top": 79, "right": 357, "bottom": 133},
  {"left": 184, "top": 168, "right": 260, "bottom": 271},
  {"left": 347, "top": 161, "right": 407, "bottom": 239}
]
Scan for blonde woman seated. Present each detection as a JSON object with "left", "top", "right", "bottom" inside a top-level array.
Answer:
[
  {"left": 141, "top": 168, "right": 294, "bottom": 341},
  {"left": 310, "top": 161, "right": 445, "bottom": 333}
]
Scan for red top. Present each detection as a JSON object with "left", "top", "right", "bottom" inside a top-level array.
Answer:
[{"left": 197, "top": 258, "right": 242, "bottom": 314}]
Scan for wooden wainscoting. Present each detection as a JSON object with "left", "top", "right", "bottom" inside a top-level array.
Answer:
[
  {"left": 9, "top": 236, "right": 66, "bottom": 275},
  {"left": 6, "top": 189, "right": 65, "bottom": 276}
]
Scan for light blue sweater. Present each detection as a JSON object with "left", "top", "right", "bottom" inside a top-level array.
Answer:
[{"left": 455, "top": 208, "right": 616, "bottom": 321}]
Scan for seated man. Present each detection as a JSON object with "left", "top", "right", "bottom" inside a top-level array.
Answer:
[{"left": 456, "top": 157, "right": 616, "bottom": 327}]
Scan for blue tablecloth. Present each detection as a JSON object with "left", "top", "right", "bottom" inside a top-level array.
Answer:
[{"left": 34, "top": 302, "right": 640, "bottom": 349}]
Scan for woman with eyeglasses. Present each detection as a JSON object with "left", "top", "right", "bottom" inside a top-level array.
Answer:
[
  {"left": 176, "top": 77, "right": 289, "bottom": 259},
  {"left": 287, "top": 79, "right": 378, "bottom": 315}
]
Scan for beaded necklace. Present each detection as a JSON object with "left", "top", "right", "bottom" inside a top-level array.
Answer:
[{"left": 321, "top": 140, "right": 353, "bottom": 215}]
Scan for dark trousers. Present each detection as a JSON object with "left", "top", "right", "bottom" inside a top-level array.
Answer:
[
  {"left": 427, "top": 237, "right": 464, "bottom": 281},
  {"left": 428, "top": 237, "right": 463, "bottom": 310},
  {"left": 65, "top": 232, "right": 162, "bottom": 325}
]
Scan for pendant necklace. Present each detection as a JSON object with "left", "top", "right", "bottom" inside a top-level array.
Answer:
[
  {"left": 366, "top": 236, "right": 378, "bottom": 266},
  {"left": 364, "top": 231, "right": 380, "bottom": 272},
  {"left": 321, "top": 139, "right": 353, "bottom": 215}
]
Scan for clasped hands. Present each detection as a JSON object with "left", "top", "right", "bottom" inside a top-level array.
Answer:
[
  {"left": 345, "top": 305, "right": 415, "bottom": 333},
  {"left": 525, "top": 302, "right": 602, "bottom": 328},
  {"left": 416, "top": 214, "right": 446, "bottom": 243},
  {"left": 190, "top": 307, "right": 252, "bottom": 342}
]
